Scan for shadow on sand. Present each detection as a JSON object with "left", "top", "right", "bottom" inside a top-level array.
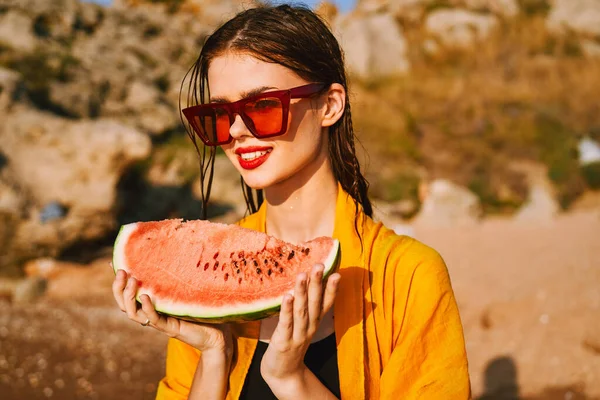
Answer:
[{"left": 477, "top": 356, "right": 594, "bottom": 400}]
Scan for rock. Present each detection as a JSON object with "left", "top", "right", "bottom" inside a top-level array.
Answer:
[
  {"left": 39, "top": 201, "right": 68, "bottom": 224},
  {"left": 125, "top": 81, "right": 160, "bottom": 109},
  {"left": 581, "top": 39, "right": 600, "bottom": 58},
  {"left": 13, "top": 277, "right": 47, "bottom": 304},
  {"left": 358, "top": 0, "right": 432, "bottom": 22},
  {"left": 358, "top": 0, "right": 519, "bottom": 19},
  {"left": 0, "top": 178, "right": 22, "bottom": 216},
  {"left": 334, "top": 12, "right": 410, "bottom": 77},
  {"left": 413, "top": 179, "right": 482, "bottom": 227},
  {"left": 182, "top": 0, "right": 258, "bottom": 26},
  {"left": 0, "top": 68, "right": 22, "bottom": 112},
  {"left": 192, "top": 156, "right": 246, "bottom": 217},
  {"left": 579, "top": 137, "right": 600, "bottom": 166},
  {"left": 147, "top": 150, "right": 198, "bottom": 187},
  {"left": 356, "top": 0, "right": 390, "bottom": 13},
  {"left": 2, "top": 110, "right": 150, "bottom": 210},
  {"left": 0, "top": 10, "right": 37, "bottom": 52},
  {"left": 0, "top": 276, "right": 47, "bottom": 303},
  {"left": 47, "top": 80, "right": 93, "bottom": 118},
  {"left": 450, "top": 0, "right": 520, "bottom": 17},
  {"left": 123, "top": 81, "right": 177, "bottom": 135},
  {"left": 31, "top": 5, "right": 77, "bottom": 41},
  {"left": 547, "top": 0, "right": 600, "bottom": 38},
  {"left": 0, "top": 109, "right": 151, "bottom": 270},
  {"left": 24, "top": 257, "right": 114, "bottom": 300},
  {"left": 425, "top": 9, "right": 499, "bottom": 48},
  {"left": 373, "top": 198, "right": 420, "bottom": 222},
  {"left": 23, "top": 258, "right": 60, "bottom": 279},
  {"left": 0, "top": 178, "right": 23, "bottom": 275},
  {"left": 515, "top": 184, "right": 559, "bottom": 222},
  {"left": 315, "top": 1, "right": 339, "bottom": 24}
]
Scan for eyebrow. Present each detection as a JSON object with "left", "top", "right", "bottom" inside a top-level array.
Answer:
[{"left": 210, "top": 86, "right": 278, "bottom": 104}]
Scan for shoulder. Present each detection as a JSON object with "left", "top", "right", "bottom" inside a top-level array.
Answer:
[
  {"left": 364, "top": 217, "right": 445, "bottom": 270},
  {"left": 362, "top": 217, "right": 450, "bottom": 291}
]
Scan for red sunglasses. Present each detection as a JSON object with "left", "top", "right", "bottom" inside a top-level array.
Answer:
[{"left": 182, "top": 83, "right": 327, "bottom": 146}]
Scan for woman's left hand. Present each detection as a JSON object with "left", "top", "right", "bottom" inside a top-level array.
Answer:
[{"left": 260, "top": 264, "right": 340, "bottom": 388}]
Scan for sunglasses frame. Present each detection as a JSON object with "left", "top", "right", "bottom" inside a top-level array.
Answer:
[{"left": 182, "top": 83, "right": 327, "bottom": 146}]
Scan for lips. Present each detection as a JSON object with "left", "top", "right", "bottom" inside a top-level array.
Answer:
[{"left": 235, "top": 146, "right": 273, "bottom": 170}]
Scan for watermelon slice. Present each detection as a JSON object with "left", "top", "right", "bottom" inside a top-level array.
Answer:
[{"left": 112, "top": 219, "right": 340, "bottom": 323}]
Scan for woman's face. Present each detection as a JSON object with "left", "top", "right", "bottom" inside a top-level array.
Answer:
[{"left": 207, "top": 52, "right": 328, "bottom": 191}]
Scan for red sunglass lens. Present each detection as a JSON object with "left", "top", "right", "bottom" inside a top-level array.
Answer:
[
  {"left": 192, "top": 108, "right": 230, "bottom": 145},
  {"left": 244, "top": 97, "right": 283, "bottom": 136}
]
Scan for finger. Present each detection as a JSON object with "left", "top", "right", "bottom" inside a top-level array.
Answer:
[
  {"left": 140, "top": 294, "right": 166, "bottom": 330},
  {"left": 272, "top": 294, "right": 294, "bottom": 344},
  {"left": 123, "top": 276, "right": 144, "bottom": 321},
  {"left": 320, "top": 273, "right": 340, "bottom": 320},
  {"left": 307, "top": 265, "right": 324, "bottom": 333},
  {"left": 292, "top": 272, "right": 309, "bottom": 342},
  {"left": 111, "top": 269, "right": 128, "bottom": 311}
]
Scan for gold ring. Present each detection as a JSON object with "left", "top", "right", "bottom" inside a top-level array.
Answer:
[{"left": 141, "top": 319, "right": 150, "bottom": 327}]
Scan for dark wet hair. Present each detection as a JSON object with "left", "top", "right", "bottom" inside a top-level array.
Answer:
[{"left": 181, "top": 4, "right": 372, "bottom": 222}]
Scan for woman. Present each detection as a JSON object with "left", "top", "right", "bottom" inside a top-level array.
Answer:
[{"left": 112, "top": 4, "right": 471, "bottom": 399}]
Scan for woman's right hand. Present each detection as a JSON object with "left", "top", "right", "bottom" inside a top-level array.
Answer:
[{"left": 111, "top": 268, "right": 233, "bottom": 359}]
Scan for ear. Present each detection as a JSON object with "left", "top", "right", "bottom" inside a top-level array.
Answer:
[{"left": 321, "top": 83, "right": 346, "bottom": 128}]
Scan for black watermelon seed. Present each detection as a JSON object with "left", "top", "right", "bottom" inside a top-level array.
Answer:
[
  {"left": 274, "top": 261, "right": 279, "bottom": 267},
  {"left": 279, "top": 267, "right": 284, "bottom": 273},
  {"left": 213, "top": 252, "right": 219, "bottom": 259},
  {"left": 213, "top": 261, "right": 219, "bottom": 271},
  {"left": 236, "top": 269, "right": 241, "bottom": 274},
  {"left": 264, "top": 259, "right": 268, "bottom": 264},
  {"left": 242, "top": 259, "right": 247, "bottom": 266},
  {"left": 305, "top": 248, "right": 310, "bottom": 255},
  {"left": 288, "top": 250, "right": 295, "bottom": 260},
  {"left": 203, "top": 263, "right": 209, "bottom": 271},
  {"left": 256, "top": 267, "right": 262, "bottom": 274},
  {"left": 224, "top": 273, "right": 229, "bottom": 281},
  {"left": 253, "top": 260, "right": 258, "bottom": 267},
  {"left": 267, "top": 269, "right": 272, "bottom": 276}
]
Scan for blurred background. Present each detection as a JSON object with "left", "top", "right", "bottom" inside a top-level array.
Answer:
[{"left": 0, "top": 0, "right": 599, "bottom": 398}]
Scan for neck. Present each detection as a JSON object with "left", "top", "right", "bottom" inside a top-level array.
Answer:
[{"left": 264, "top": 155, "right": 338, "bottom": 244}]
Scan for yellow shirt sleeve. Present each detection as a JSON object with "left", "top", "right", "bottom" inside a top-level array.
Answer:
[
  {"left": 380, "top": 244, "right": 471, "bottom": 399},
  {"left": 155, "top": 338, "right": 200, "bottom": 400}
]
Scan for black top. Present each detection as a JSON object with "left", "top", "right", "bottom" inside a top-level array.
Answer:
[{"left": 239, "top": 333, "right": 341, "bottom": 399}]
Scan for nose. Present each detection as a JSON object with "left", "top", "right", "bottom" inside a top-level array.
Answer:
[{"left": 229, "top": 114, "right": 252, "bottom": 140}]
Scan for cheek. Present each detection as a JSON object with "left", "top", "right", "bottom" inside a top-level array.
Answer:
[
  {"left": 221, "top": 143, "right": 233, "bottom": 155},
  {"left": 288, "top": 105, "right": 322, "bottom": 142},
  {"left": 220, "top": 144, "right": 237, "bottom": 163}
]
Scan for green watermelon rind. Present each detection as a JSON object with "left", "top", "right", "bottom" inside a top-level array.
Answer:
[{"left": 112, "top": 222, "right": 341, "bottom": 324}]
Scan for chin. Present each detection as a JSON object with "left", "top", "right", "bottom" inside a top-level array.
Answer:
[{"left": 239, "top": 173, "right": 276, "bottom": 191}]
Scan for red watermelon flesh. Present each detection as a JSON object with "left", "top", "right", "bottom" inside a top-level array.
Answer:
[{"left": 112, "top": 219, "right": 340, "bottom": 323}]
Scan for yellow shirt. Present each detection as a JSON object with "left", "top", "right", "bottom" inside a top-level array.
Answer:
[{"left": 156, "top": 187, "right": 471, "bottom": 399}]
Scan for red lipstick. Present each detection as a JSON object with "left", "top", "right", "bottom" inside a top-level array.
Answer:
[{"left": 235, "top": 146, "right": 272, "bottom": 170}]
